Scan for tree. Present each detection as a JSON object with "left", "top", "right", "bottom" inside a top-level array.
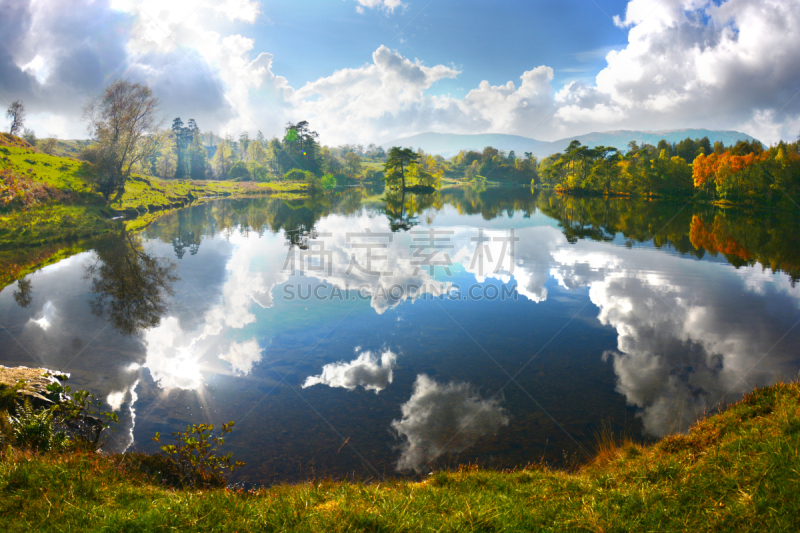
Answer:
[
  {"left": 383, "top": 147, "right": 418, "bottom": 190},
  {"left": 239, "top": 131, "right": 251, "bottom": 158},
  {"left": 187, "top": 132, "right": 209, "bottom": 180},
  {"left": 172, "top": 118, "right": 188, "bottom": 179},
  {"left": 321, "top": 174, "right": 337, "bottom": 190},
  {"left": 228, "top": 160, "right": 251, "bottom": 181},
  {"left": 40, "top": 137, "right": 58, "bottom": 155},
  {"left": 211, "top": 138, "right": 235, "bottom": 180},
  {"left": 83, "top": 81, "right": 161, "bottom": 200},
  {"left": 344, "top": 151, "right": 362, "bottom": 178},
  {"left": 6, "top": 100, "right": 25, "bottom": 135},
  {"left": 22, "top": 128, "right": 36, "bottom": 146},
  {"left": 153, "top": 130, "right": 178, "bottom": 179},
  {"left": 283, "top": 121, "right": 320, "bottom": 174},
  {"left": 676, "top": 137, "right": 697, "bottom": 163}
]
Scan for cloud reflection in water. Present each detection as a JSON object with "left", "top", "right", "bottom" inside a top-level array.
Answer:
[
  {"left": 391, "top": 374, "right": 509, "bottom": 472},
  {"left": 303, "top": 348, "right": 397, "bottom": 393}
]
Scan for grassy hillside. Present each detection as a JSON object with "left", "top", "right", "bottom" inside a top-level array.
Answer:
[
  {"left": 1, "top": 381, "right": 798, "bottom": 532},
  {"left": 34, "top": 138, "right": 91, "bottom": 158}
]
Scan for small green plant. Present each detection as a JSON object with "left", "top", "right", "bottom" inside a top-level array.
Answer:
[
  {"left": 8, "top": 399, "right": 69, "bottom": 452},
  {"left": 152, "top": 421, "right": 244, "bottom": 488},
  {"left": 0, "top": 380, "right": 118, "bottom": 452},
  {"left": 46, "top": 382, "right": 119, "bottom": 449}
]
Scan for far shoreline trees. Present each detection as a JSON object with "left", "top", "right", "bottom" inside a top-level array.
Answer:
[
  {"left": 537, "top": 136, "right": 799, "bottom": 203},
  {"left": 69, "top": 79, "right": 798, "bottom": 206}
]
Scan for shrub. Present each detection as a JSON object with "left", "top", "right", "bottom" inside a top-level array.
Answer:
[
  {"left": 152, "top": 421, "right": 244, "bottom": 488},
  {"left": 228, "top": 160, "right": 251, "bottom": 181},
  {"left": 283, "top": 168, "right": 308, "bottom": 181},
  {"left": 0, "top": 380, "right": 118, "bottom": 452},
  {"left": 0, "top": 168, "right": 69, "bottom": 210},
  {"left": 251, "top": 164, "right": 271, "bottom": 182},
  {"left": 46, "top": 382, "right": 119, "bottom": 449},
  {"left": 321, "top": 173, "right": 337, "bottom": 190},
  {"left": 40, "top": 138, "right": 58, "bottom": 155}
]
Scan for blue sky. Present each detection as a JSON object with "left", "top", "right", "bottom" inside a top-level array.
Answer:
[
  {"left": 253, "top": 0, "right": 631, "bottom": 94},
  {"left": 1, "top": 0, "right": 799, "bottom": 145}
]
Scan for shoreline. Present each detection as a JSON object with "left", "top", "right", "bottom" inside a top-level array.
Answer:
[{"left": 0, "top": 377, "right": 797, "bottom": 530}]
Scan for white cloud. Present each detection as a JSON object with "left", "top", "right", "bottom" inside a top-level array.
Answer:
[
  {"left": 391, "top": 374, "right": 509, "bottom": 472},
  {"left": 354, "top": 0, "right": 404, "bottom": 13},
  {"left": 303, "top": 348, "right": 397, "bottom": 393},
  {"left": 118, "top": 0, "right": 292, "bottom": 136},
  {"left": 5, "top": 0, "right": 800, "bottom": 144},
  {"left": 294, "top": 45, "right": 461, "bottom": 145},
  {"left": 215, "top": 0, "right": 261, "bottom": 23},
  {"left": 559, "top": 0, "right": 800, "bottom": 144},
  {"left": 219, "top": 338, "right": 263, "bottom": 375},
  {"left": 295, "top": 54, "right": 558, "bottom": 145}
]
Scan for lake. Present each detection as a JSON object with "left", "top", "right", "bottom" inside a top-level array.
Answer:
[{"left": 1, "top": 186, "right": 799, "bottom": 484}]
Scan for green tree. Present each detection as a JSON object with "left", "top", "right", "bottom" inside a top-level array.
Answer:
[
  {"left": 82, "top": 80, "right": 161, "bottom": 201},
  {"left": 344, "top": 151, "right": 362, "bottom": 178},
  {"left": 676, "top": 137, "right": 697, "bottom": 163},
  {"left": 283, "top": 121, "right": 320, "bottom": 174},
  {"left": 321, "top": 173, "right": 337, "bottom": 190},
  {"left": 187, "top": 131, "right": 208, "bottom": 180},
  {"left": 172, "top": 118, "right": 188, "bottom": 179},
  {"left": 153, "top": 130, "right": 178, "bottom": 179},
  {"left": 383, "top": 147, "right": 418, "bottom": 190},
  {"left": 22, "top": 128, "right": 36, "bottom": 146},
  {"left": 228, "top": 160, "right": 251, "bottom": 181},
  {"left": 211, "top": 138, "right": 235, "bottom": 180}
]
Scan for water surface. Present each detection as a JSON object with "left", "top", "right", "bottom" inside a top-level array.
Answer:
[{"left": 1, "top": 188, "right": 798, "bottom": 483}]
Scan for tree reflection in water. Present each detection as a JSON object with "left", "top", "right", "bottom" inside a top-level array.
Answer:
[
  {"left": 84, "top": 230, "right": 178, "bottom": 335},
  {"left": 13, "top": 277, "right": 33, "bottom": 308},
  {"left": 384, "top": 189, "right": 442, "bottom": 231}
]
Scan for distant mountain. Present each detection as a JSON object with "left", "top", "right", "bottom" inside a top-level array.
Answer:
[
  {"left": 381, "top": 133, "right": 549, "bottom": 159},
  {"left": 383, "top": 129, "right": 761, "bottom": 159}
]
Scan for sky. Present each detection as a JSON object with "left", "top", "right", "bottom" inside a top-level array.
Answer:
[{"left": 1, "top": 0, "right": 799, "bottom": 145}]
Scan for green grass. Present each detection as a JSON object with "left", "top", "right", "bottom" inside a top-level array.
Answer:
[
  {"left": 109, "top": 177, "right": 308, "bottom": 220},
  {"left": 1, "top": 381, "right": 799, "bottom": 532},
  {"left": 362, "top": 161, "right": 385, "bottom": 171},
  {"left": 0, "top": 145, "right": 96, "bottom": 197},
  {"left": 36, "top": 139, "right": 91, "bottom": 158}
]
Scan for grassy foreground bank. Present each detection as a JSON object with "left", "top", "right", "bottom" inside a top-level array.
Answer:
[{"left": 1, "top": 381, "right": 799, "bottom": 532}]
